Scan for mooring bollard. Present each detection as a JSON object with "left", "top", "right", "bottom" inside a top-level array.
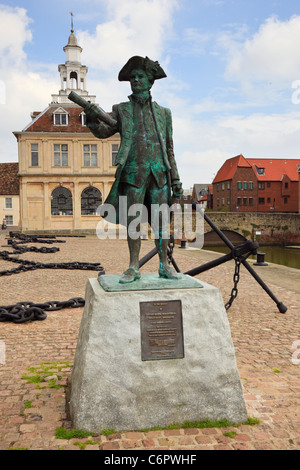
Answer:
[
  {"left": 254, "top": 252, "right": 268, "bottom": 266},
  {"left": 179, "top": 240, "right": 187, "bottom": 249}
]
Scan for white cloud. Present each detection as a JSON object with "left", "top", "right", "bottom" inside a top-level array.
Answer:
[
  {"left": 0, "top": 5, "right": 32, "bottom": 67},
  {"left": 218, "top": 112, "right": 300, "bottom": 155},
  {"left": 0, "top": 6, "right": 57, "bottom": 162},
  {"left": 223, "top": 15, "right": 300, "bottom": 85},
  {"left": 78, "top": 0, "right": 179, "bottom": 73},
  {"left": 164, "top": 89, "right": 300, "bottom": 187},
  {"left": 77, "top": 0, "right": 181, "bottom": 110}
]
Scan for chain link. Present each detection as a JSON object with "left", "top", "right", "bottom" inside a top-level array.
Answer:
[
  {"left": 225, "top": 256, "right": 241, "bottom": 311},
  {"left": 167, "top": 235, "right": 175, "bottom": 263}
]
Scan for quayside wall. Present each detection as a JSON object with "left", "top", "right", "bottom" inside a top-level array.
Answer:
[{"left": 204, "top": 212, "right": 300, "bottom": 245}]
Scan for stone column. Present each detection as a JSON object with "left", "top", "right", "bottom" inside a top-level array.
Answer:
[
  {"left": 43, "top": 182, "right": 51, "bottom": 231},
  {"left": 73, "top": 181, "right": 81, "bottom": 230},
  {"left": 20, "top": 180, "right": 28, "bottom": 232}
]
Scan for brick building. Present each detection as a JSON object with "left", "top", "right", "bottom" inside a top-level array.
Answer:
[
  {"left": 212, "top": 154, "right": 300, "bottom": 213},
  {"left": 0, "top": 163, "right": 19, "bottom": 227},
  {"left": 13, "top": 28, "right": 120, "bottom": 233}
]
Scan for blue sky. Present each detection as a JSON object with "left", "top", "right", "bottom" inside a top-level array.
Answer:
[{"left": 1, "top": 0, "right": 300, "bottom": 187}]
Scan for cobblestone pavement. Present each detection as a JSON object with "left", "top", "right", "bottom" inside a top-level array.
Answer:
[{"left": 0, "top": 232, "right": 299, "bottom": 450}]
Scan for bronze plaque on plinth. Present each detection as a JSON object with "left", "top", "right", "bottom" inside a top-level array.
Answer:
[{"left": 140, "top": 300, "right": 184, "bottom": 361}]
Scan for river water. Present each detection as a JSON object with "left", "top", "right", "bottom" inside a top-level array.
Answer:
[{"left": 203, "top": 245, "right": 300, "bottom": 270}]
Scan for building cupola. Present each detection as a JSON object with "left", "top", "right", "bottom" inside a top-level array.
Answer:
[
  {"left": 64, "top": 30, "right": 82, "bottom": 65},
  {"left": 51, "top": 14, "right": 96, "bottom": 105}
]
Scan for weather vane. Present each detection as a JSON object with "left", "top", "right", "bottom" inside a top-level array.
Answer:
[{"left": 70, "top": 12, "right": 74, "bottom": 32}]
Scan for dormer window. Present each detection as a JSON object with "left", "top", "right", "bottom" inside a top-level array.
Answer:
[
  {"left": 53, "top": 107, "right": 69, "bottom": 126},
  {"left": 255, "top": 165, "right": 265, "bottom": 176}
]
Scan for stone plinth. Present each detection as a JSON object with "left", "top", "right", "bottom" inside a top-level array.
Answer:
[{"left": 69, "top": 275, "right": 247, "bottom": 432}]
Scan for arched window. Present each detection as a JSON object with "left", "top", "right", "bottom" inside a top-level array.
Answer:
[
  {"left": 70, "top": 71, "right": 78, "bottom": 89},
  {"left": 81, "top": 187, "right": 102, "bottom": 215},
  {"left": 51, "top": 187, "right": 73, "bottom": 216}
]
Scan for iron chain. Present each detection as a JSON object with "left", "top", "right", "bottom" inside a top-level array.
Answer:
[
  {"left": 0, "top": 232, "right": 105, "bottom": 323},
  {"left": 225, "top": 256, "right": 241, "bottom": 311},
  {"left": 0, "top": 298, "right": 85, "bottom": 324},
  {"left": 167, "top": 235, "right": 175, "bottom": 264},
  {"left": 0, "top": 233, "right": 105, "bottom": 278}
]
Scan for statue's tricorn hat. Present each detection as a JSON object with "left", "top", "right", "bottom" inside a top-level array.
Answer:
[{"left": 118, "top": 56, "right": 167, "bottom": 82}]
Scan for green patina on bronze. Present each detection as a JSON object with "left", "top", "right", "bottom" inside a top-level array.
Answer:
[
  {"left": 98, "top": 273, "right": 203, "bottom": 292},
  {"left": 84, "top": 56, "right": 183, "bottom": 284}
]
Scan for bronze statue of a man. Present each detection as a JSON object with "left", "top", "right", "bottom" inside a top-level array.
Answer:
[{"left": 85, "top": 56, "right": 183, "bottom": 283}]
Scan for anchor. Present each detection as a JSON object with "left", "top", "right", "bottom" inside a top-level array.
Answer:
[{"left": 139, "top": 207, "right": 288, "bottom": 314}]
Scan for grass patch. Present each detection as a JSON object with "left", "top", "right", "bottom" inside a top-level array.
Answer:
[
  {"left": 21, "top": 362, "right": 73, "bottom": 390},
  {"left": 24, "top": 401, "right": 32, "bottom": 409},
  {"left": 73, "top": 440, "right": 99, "bottom": 450},
  {"left": 246, "top": 417, "right": 261, "bottom": 426},
  {"left": 101, "top": 429, "right": 116, "bottom": 436},
  {"left": 55, "top": 427, "right": 93, "bottom": 440},
  {"left": 223, "top": 431, "right": 237, "bottom": 439},
  {"left": 181, "top": 419, "right": 234, "bottom": 429},
  {"left": 273, "top": 368, "right": 282, "bottom": 374},
  {"left": 141, "top": 416, "right": 261, "bottom": 433},
  {"left": 21, "top": 373, "right": 42, "bottom": 384}
]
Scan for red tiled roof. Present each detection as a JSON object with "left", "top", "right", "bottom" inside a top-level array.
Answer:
[
  {"left": 213, "top": 155, "right": 300, "bottom": 183},
  {"left": 247, "top": 158, "right": 300, "bottom": 182},
  {"left": 24, "top": 105, "right": 91, "bottom": 133},
  {"left": 213, "top": 154, "right": 251, "bottom": 183},
  {"left": 0, "top": 163, "right": 19, "bottom": 195}
]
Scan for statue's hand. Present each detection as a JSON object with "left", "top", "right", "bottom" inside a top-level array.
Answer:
[
  {"left": 172, "top": 181, "right": 183, "bottom": 199},
  {"left": 85, "top": 103, "right": 100, "bottom": 124}
]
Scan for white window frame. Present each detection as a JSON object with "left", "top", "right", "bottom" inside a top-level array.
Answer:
[
  {"left": 5, "top": 215, "right": 13, "bottom": 226},
  {"left": 83, "top": 144, "right": 98, "bottom": 167},
  {"left": 31, "top": 143, "right": 39, "bottom": 167},
  {"left": 4, "top": 197, "right": 12, "bottom": 209},
  {"left": 54, "top": 144, "right": 69, "bottom": 167},
  {"left": 53, "top": 107, "right": 69, "bottom": 126}
]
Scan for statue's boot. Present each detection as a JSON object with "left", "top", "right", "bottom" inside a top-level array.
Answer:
[
  {"left": 119, "top": 267, "right": 141, "bottom": 284},
  {"left": 158, "top": 264, "right": 180, "bottom": 280}
]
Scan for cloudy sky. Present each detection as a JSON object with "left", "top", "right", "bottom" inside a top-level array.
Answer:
[{"left": 1, "top": 0, "right": 300, "bottom": 188}]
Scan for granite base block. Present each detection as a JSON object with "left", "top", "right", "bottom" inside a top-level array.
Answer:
[{"left": 69, "top": 276, "right": 248, "bottom": 432}]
